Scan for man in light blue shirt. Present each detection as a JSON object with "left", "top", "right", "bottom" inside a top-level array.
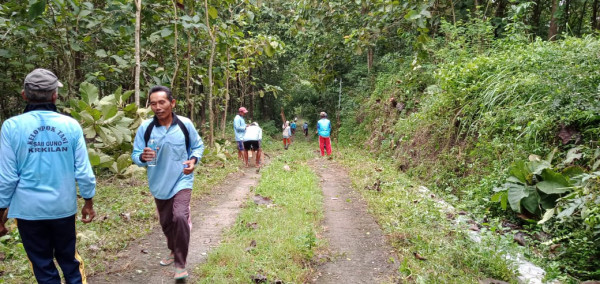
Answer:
[
  {"left": 0, "top": 68, "right": 96, "bottom": 283},
  {"left": 131, "top": 86, "right": 204, "bottom": 280},
  {"left": 233, "top": 107, "right": 248, "bottom": 163}
]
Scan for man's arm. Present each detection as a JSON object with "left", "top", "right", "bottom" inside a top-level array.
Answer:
[
  {"left": 73, "top": 126, "right": 96, "bottom": 223},
  {"left": 183, "top": 122, "right": 204, "bottom": 175},
  {"left": 131, "top": 124, "right": 148, "bottom": 166},
  {"left": 0, "top": 123, "right": 18, "bottom": 219}
]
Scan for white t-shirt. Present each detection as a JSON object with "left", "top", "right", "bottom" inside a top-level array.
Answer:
[{"left": 243, "top": 125, "right": 262, "bottom": 141}]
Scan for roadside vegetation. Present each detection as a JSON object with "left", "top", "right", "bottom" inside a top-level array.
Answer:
[
  {"left": 195, "top": 142, "right": 323, "bottom": 283},
  {"left": 335, "top": 146, "right": 516, "bottom": 283}
]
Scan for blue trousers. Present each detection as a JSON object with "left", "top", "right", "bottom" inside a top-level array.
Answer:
[{"left": 17, "top": 215, "right": 86, "bottom": 284}]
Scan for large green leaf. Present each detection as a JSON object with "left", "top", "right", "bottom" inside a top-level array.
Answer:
[
  {"left": 521, "top": 189, "right": 540, "bottom": 214},
  {"left": 507, "top": 183, "right": 529, "bottom": 212},
  {"left": 208, "top": 6, "right": 218, "bottom": 19},
  {"left": 509, "top": 160, "right": 530, "bottom": 184},
  {"left": 101, "top": 104, "right": 118, "bottom": 120},
  {"left": 87, "top": 149, "right": 101, "bottom": 166},
  {"left": 116, "top": 153, "right": 131, "bottom": 173},
  {"left": 83, "top": 125, "right": 96, "bottom": 139},
  {"left": 29, "top": 0, "right": 46, "bottom": 20},
  {"left": 79, "top": 82, "right": 99, "bottom": 105},
  {"left": 537, "top": 169, "right": 571, "bottom": 194}
]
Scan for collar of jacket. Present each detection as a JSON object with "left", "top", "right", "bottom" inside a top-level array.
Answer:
[
  {"left": 24, "top": 102, "right": 58, "bottom": 113},
  {"left": 152, "top": 112, "right": 181, "bottom": 127}
]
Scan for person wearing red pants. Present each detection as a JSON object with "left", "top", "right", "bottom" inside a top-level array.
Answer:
[{"left": 316, "top": 112, "right": 332, "bottom": 156}]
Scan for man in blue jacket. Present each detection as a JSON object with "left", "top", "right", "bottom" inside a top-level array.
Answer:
[
  {"left": 0, "top": 68, "right": 96, "bottom": 283},
  {"left": 317, "top": 112, "right": 332, "bottom": 157},
  {"left": 131, "top": 86, "right": 204, "bottom": 280},
  {"left": 233, "top": 107, "right": 248, "bottom": 164}
]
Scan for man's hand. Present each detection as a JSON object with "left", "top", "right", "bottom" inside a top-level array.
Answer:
[
  {"left": 182, "top": 159, "right": 196, "bottom": 175},
  {"left": 141, "top": 147, "right": 158, "bottom": 163},
  {"left": 81, "top": 199, "right": 96, "bottom": 223}
]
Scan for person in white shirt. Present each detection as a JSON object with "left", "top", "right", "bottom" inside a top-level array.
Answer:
[{"left": 243, "top": 122, "right": 263, "bottom": 167}]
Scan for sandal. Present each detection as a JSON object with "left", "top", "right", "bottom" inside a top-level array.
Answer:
[
  {"left": 174, "top": 268, "right": 188, "bottom": 280},
  {"left": 159, "top": 255, "right": 174, "bottom": 266}
]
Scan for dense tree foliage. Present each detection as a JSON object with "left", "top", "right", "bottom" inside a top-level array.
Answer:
[{"left": 1, "top": 0, "right": 599, "bottom": 280}]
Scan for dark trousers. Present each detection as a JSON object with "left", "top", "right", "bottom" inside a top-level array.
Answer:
[
  {"left": 17, "top": 215, "right": 86, "bottom": 284},
  {"left": 155, "top": 189, "right": 192, "bottom": 269}
]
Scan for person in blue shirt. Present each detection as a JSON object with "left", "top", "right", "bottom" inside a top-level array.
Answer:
[
  {"left": 233, "top": 107, "right": 248, "bottom": 164},
  {"left": 303, "top": 121, "right": 309, "bottom": 137},
  {"left": 131, "top": 86, "right": 204, "bottom": 280},
  {"left": 290, "top": 120, "right": 297, "bottom": 135},
  {"left": 0, "top": 68, "right": 96, "bottom": 283},
  {"left": 316, "top": 112, "right": 332, "bottom": 156}
]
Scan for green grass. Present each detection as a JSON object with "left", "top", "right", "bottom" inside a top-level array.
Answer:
[
  {"left": 0, "top": 154, "right": 241, "bottom": 283},
  {"left": 335, "top": 146, "right": 517, "bottom": 283},
  {"left": 194, "top": 141, "right": 323, "bottom": 283}
]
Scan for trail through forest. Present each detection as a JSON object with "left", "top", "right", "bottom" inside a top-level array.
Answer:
[
  {"left": 309, "top": 158, "right": 398, "bottom": 283},
  {"left": 88, "top": 165, "right": 261, "bottom": 283}
]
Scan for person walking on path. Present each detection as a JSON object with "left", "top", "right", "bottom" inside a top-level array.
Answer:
[
  {"left": 131, "top": 86, "right": 204, "bottom": 280},
  {"left": 242, "top": 122, "right": 263, "bottom": 167},
  {"left": 233, "top": 107, "right": 248, "bottom": 164},
  {"left": 282, "top": 121, "right": 292, "bottom": 150},
  {"left": 303, "top": 121, "right": 309, "bottom": 137},
  {"left": 317, "top": 112, "right": 332, "bottom": 156},
  {"left": 290, "top": 120, "right": 297, "bottom": 136},
  {"left": 0, "top": 68, "right": 97, "bottom": 283}
]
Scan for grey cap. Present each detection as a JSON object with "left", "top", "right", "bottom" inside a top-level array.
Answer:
[{"left": 24, "top": 68, "right": 63, "bottom": 91}]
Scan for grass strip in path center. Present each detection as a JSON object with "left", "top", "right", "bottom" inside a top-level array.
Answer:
[{"left": 195, "top": 142, "right": 323, "bottom": 283}]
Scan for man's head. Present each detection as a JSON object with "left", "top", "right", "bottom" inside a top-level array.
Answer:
[
  {"left": 149, "top": 85, "right": 175, "bottom": 122},
  {"left": 320, "top": 112, "right": 327, "bottom": 118},
  {"left": 238, "top": 107, "right": 248, "bottom": 116},
  {"left": 22, "top": 68, "right": 63, "bottom": 103}
]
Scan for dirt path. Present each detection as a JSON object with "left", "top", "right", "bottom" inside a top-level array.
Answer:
[
  {"left": 88, "top": 166, "right": 261, "bottom": 284},
  {"left": 309, "top": 158, "right": 399, "bottom": 284}
]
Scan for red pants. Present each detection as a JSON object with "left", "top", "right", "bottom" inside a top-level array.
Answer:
[
  {"left": 319, "top": 136, "right": 332, "bottom": 156},
  {"left": 283, "top": 138, "right": 291, "bottom": 146}
]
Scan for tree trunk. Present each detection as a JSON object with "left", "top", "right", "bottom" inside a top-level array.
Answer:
[
  {"left": 563, "top": 0, "right": 570, "bottom": 33},
  {"left": 593, "top": 0, "right": 600, "bottom": 30},
  {"left": 578, "top": 0, "right": 588, "bottom": 35},
  {"left": 531, "top": 0, "right": 543, "bottom": 38},
  {"left": 221, "top": 48, "right": 230, "bottom": 139},
  {"left": 204, "top": 0, "right": 216, "bottom": 147},
  {"left": 494, "top": 0, "right": 508, "bottom": 18},
  {"left": 367, "top": 47, "right": 374, "bottom": 74},
  {"left": 549, "top": 0, "right": 559, "bottom": 40},
  {"left": 170, "top": 0, "right": 180, "bottom": 93},
  {"left": 134, "top": 0, "right": 141, "bottom": 106}
]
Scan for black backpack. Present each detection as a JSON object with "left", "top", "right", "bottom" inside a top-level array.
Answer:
[{"left": 143, "top": 115, "right": 191, "bottom": 156}]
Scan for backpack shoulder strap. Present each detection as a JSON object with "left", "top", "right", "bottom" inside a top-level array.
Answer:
[
  {"left": 143, "top": 119, "right": 157, "bottom": 147},
  {"left": 175, "top": 117, "right": 191, "bottom": 156}
]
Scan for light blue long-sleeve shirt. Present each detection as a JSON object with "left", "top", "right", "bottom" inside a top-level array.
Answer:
[
  {"left": 317, "top": 118, "right": 331, "bottom": 138},
  {"left": 131, "top": 115, "right": 204, "bottom": 200},
  {"left": 0, "top": 109, "right": 96, "bottom": 220},
  {"left": 233, "top": 114, "right": 246, "bottom": 141}
]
